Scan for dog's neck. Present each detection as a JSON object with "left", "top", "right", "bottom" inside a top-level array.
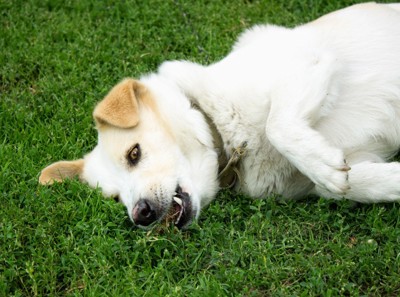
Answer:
[{"left": 192, "top": 103, "right": 247, "bottom": 190}]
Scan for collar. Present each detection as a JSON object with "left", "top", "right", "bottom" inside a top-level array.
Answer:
[{"left": 192, "top": 104, "right": 247, "bottom": 189}]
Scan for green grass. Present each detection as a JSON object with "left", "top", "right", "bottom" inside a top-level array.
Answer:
[{"left": 1, "top": 0, "right": 400, "bottom": 296}]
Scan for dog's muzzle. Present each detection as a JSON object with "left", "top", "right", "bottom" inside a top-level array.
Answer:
[{"left": 131, "top": 185, "right": 193, "bottom": 229}]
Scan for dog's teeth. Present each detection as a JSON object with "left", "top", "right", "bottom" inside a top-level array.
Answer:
[{"left": 173, "top": 196, "right": 183, "bottom": 206}]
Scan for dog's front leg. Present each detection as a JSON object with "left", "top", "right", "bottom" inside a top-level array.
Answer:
[
  {"left": 266, "top": 115, "right": 350, "bottom": 195},
  {"left": 265, "top": 52, "right": 350, "bottom": 195}
]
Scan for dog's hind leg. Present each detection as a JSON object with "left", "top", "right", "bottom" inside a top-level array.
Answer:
[{"left": 313, "top": 153, "right": 400, "bottom": 203}]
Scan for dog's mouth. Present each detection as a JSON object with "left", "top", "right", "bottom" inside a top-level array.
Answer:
[{"left": 166, "top": 185, "right": 193, "bottom": 229}]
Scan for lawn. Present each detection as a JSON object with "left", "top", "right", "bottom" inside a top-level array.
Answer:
[{"left": 1, "top": 0, "right": 400, "bottom": 296}]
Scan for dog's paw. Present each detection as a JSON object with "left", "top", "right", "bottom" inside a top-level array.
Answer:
[
  {"left": 306, "top": 153, "right": 351, "bottom": 195},
  {"left": 320, "top": 160, "right": 350, "bottom": 195},
  {"left": 315, "top": 160, "right": 351, "bottom": 195}
]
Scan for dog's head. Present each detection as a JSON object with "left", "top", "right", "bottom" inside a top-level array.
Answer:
[{"left": 39, "top": 77, "right": 219, "bottom": 229}]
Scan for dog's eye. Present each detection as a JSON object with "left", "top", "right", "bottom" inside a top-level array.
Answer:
[{"left": 127, "top": 144, "right": 141, "bottom": 165}]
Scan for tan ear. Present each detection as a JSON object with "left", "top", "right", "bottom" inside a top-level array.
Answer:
[
  {"left": 93, "top": 78, "right": 146, "bottom": 129},
  {"left": 39, "top": 159, "right": 84, "bottom": 185}
]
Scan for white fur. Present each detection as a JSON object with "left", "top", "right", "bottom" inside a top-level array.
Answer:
[
  {"left": 83, "top": 76, "right": 219, "bottom": 224},
  {"left": 158, "top": 2, "right": 400, "bottom": 202},
  {"left": 83, "top": 3, "right": 400, "bottom": 226}
]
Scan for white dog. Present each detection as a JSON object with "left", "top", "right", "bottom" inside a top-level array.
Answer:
[{"left": 40, "top": 3, "right": 400, "bottom": 229}]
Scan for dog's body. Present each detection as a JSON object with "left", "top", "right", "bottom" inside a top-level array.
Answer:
[{"left": 40, "top": 3, "right": 400, "bottom": 228}]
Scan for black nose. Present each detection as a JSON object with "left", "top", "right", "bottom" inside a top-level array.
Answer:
[{"left": 132, "top": 199, "right": 157, "bottom": 226}]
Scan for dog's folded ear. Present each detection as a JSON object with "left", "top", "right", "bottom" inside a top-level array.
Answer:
[
  {"left": 93, "top": 78, "right": 145, "bottom": 129},
  {"left": 39, "top": 159, "right": 84, "bottom": 185}
]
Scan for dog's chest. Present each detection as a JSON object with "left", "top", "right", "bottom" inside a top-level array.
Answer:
[{"left": 218, "top": 117, "right": 313, "bottom": 199}]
